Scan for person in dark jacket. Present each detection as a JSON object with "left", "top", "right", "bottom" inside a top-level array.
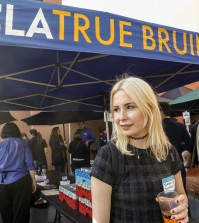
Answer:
[
  {"left": 160, "top": 102, "right": 193, "bottom": 216},
  {"left": 68, "top": 132, "right": 89, "bottom": 173},
  {"left": 49, "top": 127, "right": 67, "bottom": 173},
  {"left": 160, "top": 103, "right": 192, "bottom": 161},
  {"left": 28, "top": 129, "right": 48, "bottom": 173},
  {"left": 191, "top": 120, "right": 199, "bottom": 166},
  {"left": 0, "top": 122, "right": 36, "bottom": 223}
]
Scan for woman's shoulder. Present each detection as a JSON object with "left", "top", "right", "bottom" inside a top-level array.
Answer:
[
  {"left": 69, "top": 140, "right": 80, "bottom": 147},
  {"left": 0, "top": 137, "right": 11, "bottom": 146},
  {"left": 4, "top": 137, "right": 28, "bottom": 147},
  {"left": 79, "top": 140, "right": 86, "bottom": 145},
  {"left": 91, "top": 142, "right": 115, "bottom": 185},
  {"left": 96, "top": 143, "right": 113, "bottom": 158},
  {"left": 70, "top": 140, "right": 79, "bottom": 145},
  {"left": 168, "top": 145, "right": 180, "bottom": 159}
]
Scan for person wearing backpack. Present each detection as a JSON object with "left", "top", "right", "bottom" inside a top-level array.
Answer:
[{"left": 91, "top": 76, "right": 189, "bottom": 223}]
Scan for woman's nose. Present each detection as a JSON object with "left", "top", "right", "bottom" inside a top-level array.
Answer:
[{"left": 119, "top": 110, "right": 126, "bottom": 120}]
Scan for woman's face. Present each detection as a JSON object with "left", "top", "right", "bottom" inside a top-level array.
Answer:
[{"left": 112, "top": 90, "right": 148, "bottom": 137}]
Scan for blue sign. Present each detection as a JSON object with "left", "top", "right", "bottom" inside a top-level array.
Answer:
[{"left": 0, "top": 0, "right": 198, "bottom": 64}]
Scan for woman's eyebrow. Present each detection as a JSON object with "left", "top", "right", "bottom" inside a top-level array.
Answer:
[
  {"left": 124, "top": 102, "right": 136, "bottom": 106},
  {"left": 113, "top": 101, "right": 135, "bottom": 105}
]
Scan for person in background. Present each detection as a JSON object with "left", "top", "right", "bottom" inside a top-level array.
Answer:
[
  {"left": 22, "top": 132, "right": 29, "bottom": 142},
  {"left": 49, "top": 127, "right": 67, "bottom": 173},
  {"left": 191, "top": 120, "right": 199, "bottom": 166},
  {"left": 159, "top": 102, "right": 193, "bottom": 188},
  {"left": 99, "top": 126, "right": 108, "bottom": 147},
  {"left": 68, "top": 132, "right": 90, "bottom": 173},
  {"left": 91, "top": 76, "right": 188, "bottom": 223},
  {"left": 76, "top": 121, "right": 95, "bottom": 147},
  {"left": 28, "top": 129, "right": 48, "bottom": 174},
  {"left": 76, "top": 121, "right": 95, "bottom": 166},
  {"left": 0, "top": 122, "right": 36, "bottom": 223}
]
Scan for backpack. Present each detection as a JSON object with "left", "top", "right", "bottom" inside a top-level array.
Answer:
[{"left": 108, "top": 141, "right": 125, "bottom": 191}]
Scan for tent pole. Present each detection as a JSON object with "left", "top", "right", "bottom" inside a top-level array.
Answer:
[
  {"left": 62, "top": 124, "right": 66, "bottom": 141},
  {"left": 68, "top": 123, "right": 72, "bottom": 174},
  {"left": 105, "top": 113, "right": 110, "bottom": 142},
  {"left": 103, "top": 95, "right": 110, "bottom": 142},
  {"left": 62, "top": 123, "right": 69, "bottom": 174},
  {"left": 68, "top": 123, "right": 71, "bottom": 142}
]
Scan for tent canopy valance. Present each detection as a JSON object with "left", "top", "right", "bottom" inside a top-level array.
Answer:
[
  {"left": 0, "top": 0, "right": 199, "bottom": 111},
  {"left": 1, "top": 0, "right": 199, "bottom": 63}
]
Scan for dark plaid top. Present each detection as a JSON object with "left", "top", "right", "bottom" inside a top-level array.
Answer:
[{"left": 91, "top": 144, "right": 182, "bottom": 223}]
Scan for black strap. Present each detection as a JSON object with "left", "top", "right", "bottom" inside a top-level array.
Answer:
[
  {"left": 0, "top": 172, "right": 7, "bottom": 183},
  {"left": 0, "top": 170, "right": 18, "bottom": 183},
  {"left": 108, "top": 142, "right": 125, "bottom": 191}
]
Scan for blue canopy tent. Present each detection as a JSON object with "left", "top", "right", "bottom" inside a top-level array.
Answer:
[{"left": 0, "top": 0, "right": 199, "bottom": 111}]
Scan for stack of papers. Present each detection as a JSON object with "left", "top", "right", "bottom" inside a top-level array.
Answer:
[
  {"left": 35, "top": 175, "right": 47, "bottom": 182},
  {"left": 41, "top": 189, "right": 59, "bottom": 196},
  {"left": 37, "top": 182, "right": 56, "bottom": 189}
]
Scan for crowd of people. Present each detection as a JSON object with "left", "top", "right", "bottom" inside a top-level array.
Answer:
[
  {"left": 0, "top": 75, "right": 198, "bottom": 223},
  {"left": 0, "top": 120, "right": 97, "bottom": 223}
]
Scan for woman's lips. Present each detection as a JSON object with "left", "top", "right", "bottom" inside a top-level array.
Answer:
[{"left": 120, "top": 124, "right": 133, "bottom": 130}]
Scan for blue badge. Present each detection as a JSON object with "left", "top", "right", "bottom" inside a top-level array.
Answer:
[{"left": 162, "top": 175, "right": 175, "bottom": 192}]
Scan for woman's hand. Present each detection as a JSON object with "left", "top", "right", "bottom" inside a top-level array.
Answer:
[
  {"left": 32, "top": 180, "right": 37, "bottom": 193},
  {"left": 29, "top": 170, "right": 37, "bottom": 193},
  {"left": 170, "top": 194, "right": 189, "bottom": 223}
]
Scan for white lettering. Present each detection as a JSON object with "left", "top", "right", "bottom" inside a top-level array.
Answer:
[
  {"left": 26, "top": 8, "right": 53, "bottom": 39},
  {"left": 5, "top": 4, "right": 25, "bottom": 36}
]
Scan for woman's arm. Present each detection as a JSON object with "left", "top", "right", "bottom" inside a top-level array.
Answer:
[
  {"left": 44, "top": 147, "right": 48, "bottom": 155},
  {"left": 172, "top": 171, "right": 189, "bottom": 222},
  {"left": 91, "top": 176, "right": 112, "bottom": 223},
  {"left": 29, "top": 169, "right": 37, "bottom": 193},
  {"left": 42, "top": 139, "right": 48, "bottom": 155}
]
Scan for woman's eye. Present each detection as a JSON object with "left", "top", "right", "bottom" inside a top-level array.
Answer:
[
  {"left": 113, "top": 108, "right": 119, "bottom": 113},
  {"left": 127, "top": 105, "right": 135, "bottom": 109}
]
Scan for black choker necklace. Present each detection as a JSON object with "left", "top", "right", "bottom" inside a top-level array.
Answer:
[{"left": 130, "top": 134, "right": 148, "bottom": 140}]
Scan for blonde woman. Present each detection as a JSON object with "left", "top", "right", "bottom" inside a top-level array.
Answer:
[{"left": 91, "top": 76, "right": 189, "bottom": 223}]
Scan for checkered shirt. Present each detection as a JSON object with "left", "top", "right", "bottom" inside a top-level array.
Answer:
[{"left": 91, "top": 144, "right": 182, "bottom": 223}]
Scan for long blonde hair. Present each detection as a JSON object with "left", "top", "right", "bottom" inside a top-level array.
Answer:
[{"left": 110, "top": 75, "right": 171, "bottom": 161}]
